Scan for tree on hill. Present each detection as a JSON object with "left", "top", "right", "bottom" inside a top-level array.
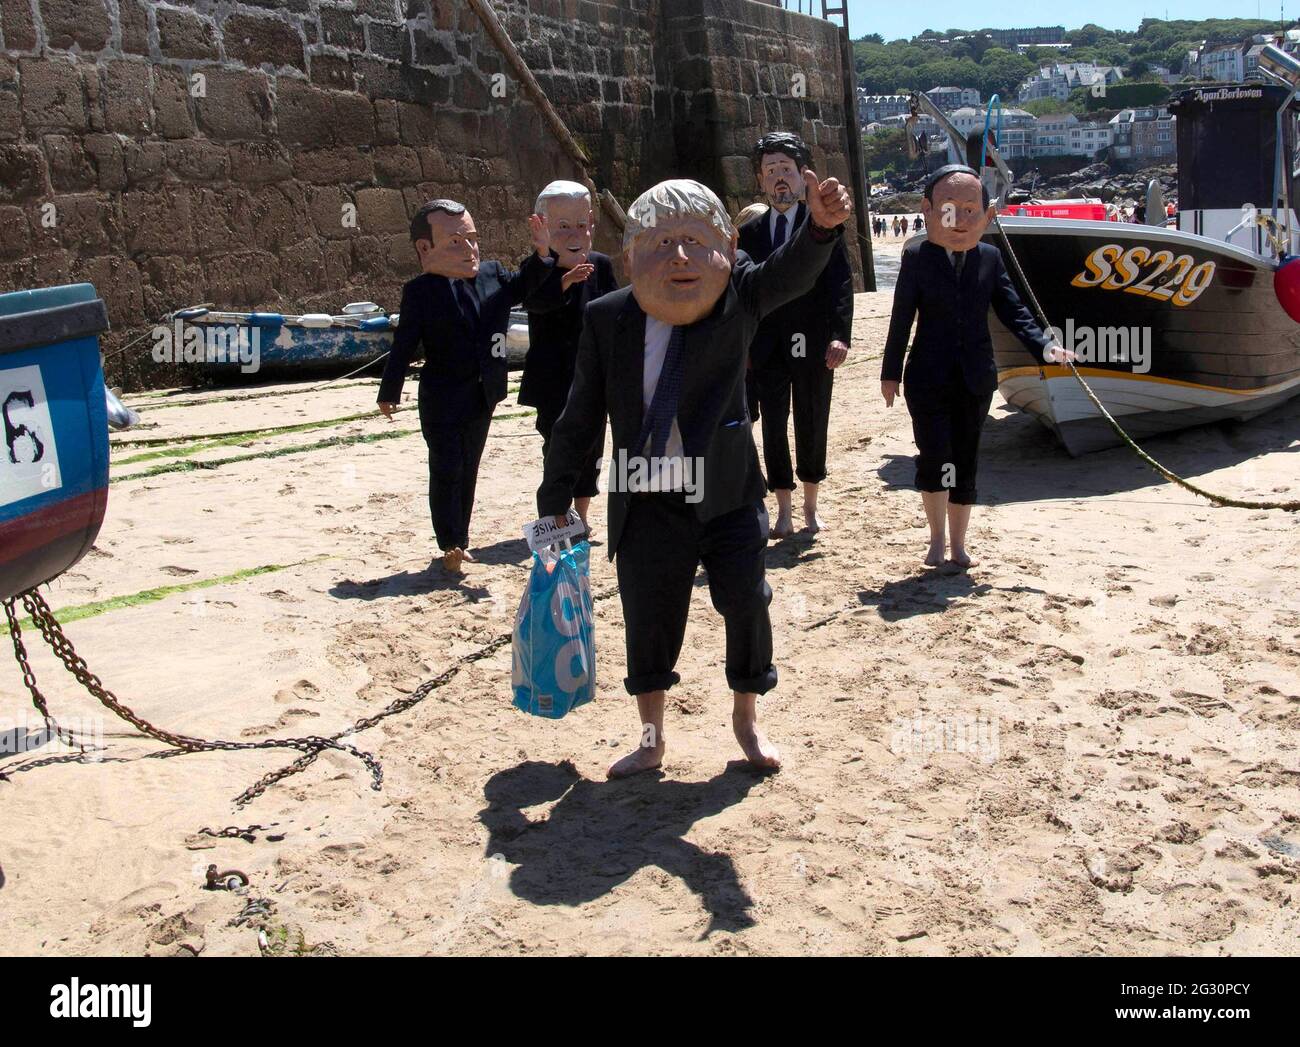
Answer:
[{"left": 852, "top": 17, "right": 1297, "bottom": 99}]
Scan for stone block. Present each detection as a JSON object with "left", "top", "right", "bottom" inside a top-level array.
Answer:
[
  {"left": 157, "top": 7, "right": 220, "bottom": 62},
  {"left": 152, "top": 67, "right": 196, "bottom": 139},
  {"left": 41, "top": 0, "right": 111, "bottom": 52},
  {"left": 193, "top": 69, "right": 272, "bottom": 141},
  {"left": 0, "top": 0, "right": 37, "bottom": 50},
  {"left": 0, "top": 143, "right": 45, "bottom": 203},
  {"left": 19, "top": 59, "right": 87, "bottom": 133},
  {"left": 222, "top": 12, "right": 306, "bottom": 71},
  {"left": 103, "top": 61, "right": 154, "bottom": 135}
]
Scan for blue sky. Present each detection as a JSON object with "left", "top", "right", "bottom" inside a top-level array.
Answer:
[{"left": 839, "top": 0, "right": 1289, "bottom": 42}]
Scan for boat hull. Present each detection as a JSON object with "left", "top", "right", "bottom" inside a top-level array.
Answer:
[
  {"left": 190, "top": 321, "right": 395, "bottom": 377},
  {"left": 0, "top": 284, "right": 110, "bottom": 601},
  {"left": 986, "top": 218, "right": 1300, "bottom": 454}
]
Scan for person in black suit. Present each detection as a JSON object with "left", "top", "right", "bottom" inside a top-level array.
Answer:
[
  {"left": 518, "top": 180, "right": 618, "bottom": 534},
  {"left": 538, "top": 172, "right": 853, "bottom": 779},
  {"left": 377, "top": 199, "right": 559, "bottom": 574},
  {"left": 881, "top": 165, "right": 1071, "bottom": 570},
  {"left": 740, "top": 132, "right": 854, "bottom": 536}
]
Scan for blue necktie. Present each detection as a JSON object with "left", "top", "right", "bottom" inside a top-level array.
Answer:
[
  {"left": 636, "top": 326, "right": 686, "bottom": 459},
  {"left": 773, "top": 212, "right": 788, "bottom": 250}
]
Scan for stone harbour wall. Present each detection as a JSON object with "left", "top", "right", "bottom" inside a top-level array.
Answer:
[{"left": 0, "top": 0, "right": 862, "bottom": 388}]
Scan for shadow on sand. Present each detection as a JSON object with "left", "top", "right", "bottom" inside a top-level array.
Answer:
[
  {"left": 329, "top": 568, "right": 490, "bottom": 602},
  {"left": 879, "top": 396, "right": 1300, "bottom": 506},
  {"left": 480, "top": 760, "right": 770, "bottom": 936}
]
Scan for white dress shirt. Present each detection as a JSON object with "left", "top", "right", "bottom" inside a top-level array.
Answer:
[
  {"left": 641, "top": 316, "right": 685, "bottom": 491},
  {"left": 768, "top": 201, "right": 802, "bottom": 247}
]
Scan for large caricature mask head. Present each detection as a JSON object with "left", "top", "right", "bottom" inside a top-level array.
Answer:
[
  {"left": 752, "top": 132, "right": 811, "bottom": 211},
  {"left": 410, "top": 199, "right": 480, "bottom": 279},
  {"left": 920, "top": 165, "right": 995, "bottom": 253},
  {"left": 535, "top": 180, "right": 594, "bottom": 271},
  {"left": 624, "top": 179, "right": 737, "bottom": 326}
]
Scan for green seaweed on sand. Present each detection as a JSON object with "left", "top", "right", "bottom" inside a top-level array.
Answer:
[
  {"left": 15, "top": 558, "right": 331, "bottom": 629},
  {"left": 111, "top": 411, "right": 537, "bottom": 483}
]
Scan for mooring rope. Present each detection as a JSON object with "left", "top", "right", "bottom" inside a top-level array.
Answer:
[{"left": 993, "top": 214, "right": 1300, "bottom": 512}]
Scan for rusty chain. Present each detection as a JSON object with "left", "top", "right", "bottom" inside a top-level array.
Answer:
[
  {"left": 3, "top": 588, "right": 383, "bottom": 800},
  {"left": 4, "top": 596, "right": 83, "bottom": 753},
  {"left": 231, "top": 582, "right": 622, "bottom": 806},
  {"left": 233, "top": 632, "right": 513, "bottom": 805},
  {"left": 6, "top": 574, "right": 619, "bottom": 808}
]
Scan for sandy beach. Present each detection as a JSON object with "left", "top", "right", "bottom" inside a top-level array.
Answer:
[{"left": 2, "top": 233, "right": 1299, "bottom": 956}]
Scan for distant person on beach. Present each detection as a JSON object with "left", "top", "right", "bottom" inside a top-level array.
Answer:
[
  {"left": 538, "top": 174, "right": 852, "bottom": 778},
  {"left": 913, "top": 215, "right": 922, "bottom": 233},
  {"left": 378, "top": 200, "right": 560, "bottom": 574},
  {"left": 518, "top": 181, "right": 617, "bottom": 536},
  {"left": 880, "top": 165, "right": 1072, "bottom": 570},
  {"left": 739, "top": 131, "right": 853, "bottom": 537}
]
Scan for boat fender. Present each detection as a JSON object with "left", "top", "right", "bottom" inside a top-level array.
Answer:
[
  {"left": 358, "top": 315, "right": 395, "bottom": 331},
  {"left": 1273, "top": 255, "right": 1300, "bottom": 322},
  {"left": 244, "top": 312, "right": 285, "bottom": 327},
  {"left": 294, "top": 314, "right": 335, "bottom": 328},
  {"left": 104, "top": 387, "right": 140, "bottom": 430}
]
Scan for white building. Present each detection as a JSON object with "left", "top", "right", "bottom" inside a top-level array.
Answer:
[
  {"left": 948, "top": 105, "right": 1037, "bottom": 159},
  {"left": 1198, "top": 43, "right": 1245, "bottom": 82},
  {"left": 1068, "top": 121, "right": 1113, "bottom": 157},
  {"left": 1031, "top": 114, "right": 1077, "bottom": 156},
  {"left": 1018, "top": 63, "right": 1123, "bottom": 102},
  {"left": 924, "top": 86, "right": 981, "bottom": 110},
  {"left": 857, "top": 93, "right": 911, "bottom": 124}
]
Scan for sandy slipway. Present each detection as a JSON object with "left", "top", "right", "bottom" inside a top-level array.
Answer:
[{"left": 2, "top": 262, "right": 1299, "bottom": 955}]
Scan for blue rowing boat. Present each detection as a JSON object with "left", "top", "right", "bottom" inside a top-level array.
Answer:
[
  {"left": 170, "top": 302, "right": 533, "bottom": 376},
  {"left": 172, "top": 302, "right": 398, "bottom": 377},
  {"left": 0, "top": 283, "right": 111, "bottom": 601}
]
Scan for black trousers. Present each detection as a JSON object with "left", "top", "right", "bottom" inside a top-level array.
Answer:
[
  {"left": 419, "top": 390, "right": 493, "bottom": 551},
  {"left": 904, "top": 373, "right": 994, "bottom": 505},
  {"left": 755, "top": 354, "right": 834, "bottom": 491},
  {"left": 536, "top": 403, "right": 603, "bottom": 500},
  {"left": 615, "top": 494, "right": 776, "bottom": 696}
]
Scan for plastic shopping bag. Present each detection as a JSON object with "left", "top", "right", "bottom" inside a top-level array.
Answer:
[{"left": 511, "top": 517, "right": 596, "bottom": 719}]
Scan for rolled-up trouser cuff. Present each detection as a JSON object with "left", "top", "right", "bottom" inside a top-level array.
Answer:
[
  {"left": 624, "top": 670, "right": 681, "bottom": 696},
  {"left": 727, "top": 664, "right": 778, "bottom": 695}
]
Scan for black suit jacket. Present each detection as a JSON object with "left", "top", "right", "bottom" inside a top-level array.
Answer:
[
  {"left": 737, "top": 201, "right": 854, "bottom": 369},
  {"left": 518, "top": 250, "right": 619, "bottom": 415},
  {"left": 377, "top": 254, "right": 556, "bottom": 423},
  {"left": 537, "top": 219, "right": 844, "bottom": 560},
  {"left": 881, "top": 239, "right": 1050, "bottom": 396}
]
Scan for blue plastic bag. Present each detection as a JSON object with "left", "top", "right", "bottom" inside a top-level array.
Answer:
[{"left": 511, "top": 540, "right": 596, "bottom": 718}]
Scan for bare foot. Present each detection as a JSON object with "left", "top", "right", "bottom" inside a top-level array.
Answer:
[
  {"left": 772, "top": 513, "right": 795, "bottom": 539},
  {"left": 607, "top": 742, "right": 664, "bottom": 779},
  {"left": 802, "top": 506, "right": 824, "bottom": 533},
  {"left": 733, "top": 717, "right": 781, "bottom": 771},
  {"left": 924, "top": 542, "right": 945, "bottom": 567},
  {"left": 442, "top": 548, "right": 465, "bottom": 573},
  {"left": 460, "top": 548, "right": 476, "bottom": 563},
  {"left": 948, "top": 550, "right": 976, "bottom": 569}
]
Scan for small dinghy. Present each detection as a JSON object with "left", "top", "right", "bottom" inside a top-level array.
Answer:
[
  {"left": 0, "top": 283, "right": 111, "bottom": 601},
  {"left": 172, "top": 301, "right": 399, "bottom": 378}
]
